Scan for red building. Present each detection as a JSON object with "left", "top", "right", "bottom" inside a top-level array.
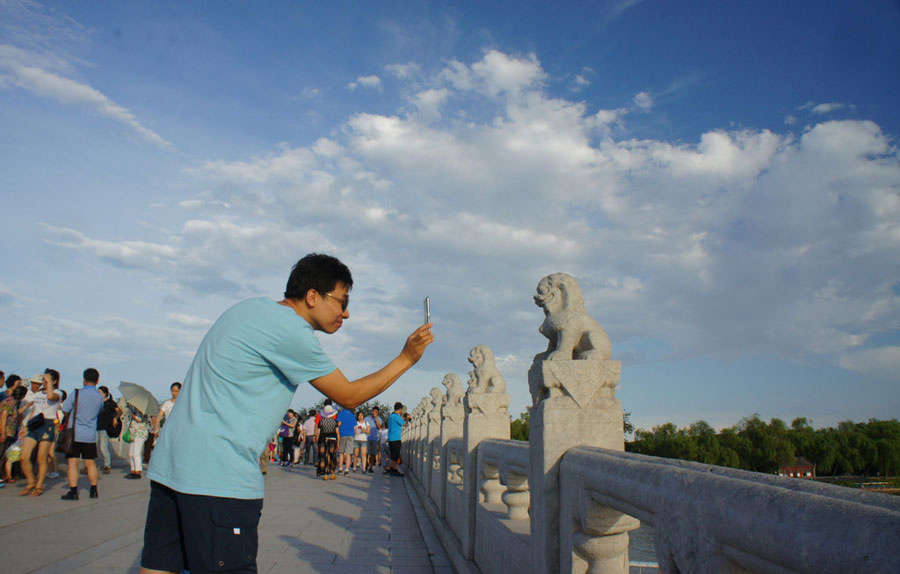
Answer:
[{"left": 778, "top": 457, "right": 816, "bottom": 478}]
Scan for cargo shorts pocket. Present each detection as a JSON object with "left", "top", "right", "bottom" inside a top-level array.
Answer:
[{"left": 209, "top": 502, "right": 262, "bottom": 572}]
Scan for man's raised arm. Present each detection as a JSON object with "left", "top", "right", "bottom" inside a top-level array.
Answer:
[{"left": 309, "top": 323, "right": 434, "bottom": 409}]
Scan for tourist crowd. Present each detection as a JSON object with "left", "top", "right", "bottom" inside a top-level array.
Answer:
[
  {"left": 263, "top": 399, "right": 408, "bottom": 480},
  {"left": 0, "top": 368, "right": 410, "bottom": 500},
  {"left": 0, "top": 368, "right": 182, "bottom": 499}
]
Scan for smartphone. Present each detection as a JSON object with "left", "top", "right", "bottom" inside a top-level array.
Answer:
[{"left": 424, "top": 296, "right": 431, "bottom": 324}]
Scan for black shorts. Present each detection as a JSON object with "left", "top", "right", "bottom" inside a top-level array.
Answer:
[
  {"left": 141, "top": 481, "right": 263, "bottom": 574},
  {"left": 389, "top": 440, "right": 402, "bottom": 462},
  {"left": 64, "top": 441, "right": 98, "bottom": 460}
]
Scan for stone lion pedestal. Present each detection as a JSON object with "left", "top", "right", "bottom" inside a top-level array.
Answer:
[
  {"left": 528, "top": 359, "right": 637, "bottom": 574},
  {"left": 462, "top": 391, "right": 510, "bottom": 559}
]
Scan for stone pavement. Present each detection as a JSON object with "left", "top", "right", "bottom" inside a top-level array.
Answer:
[{"left": 0, "top": 457, "right": 451, "bottom": 574}]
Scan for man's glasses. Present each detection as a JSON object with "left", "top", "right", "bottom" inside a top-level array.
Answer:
[{"left": 323, "top": 292, "right": 349, "bottom": 311}]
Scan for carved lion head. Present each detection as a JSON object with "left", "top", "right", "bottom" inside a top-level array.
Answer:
[
  {"left": 442, "top": 373, "right": 462, "bottom": 391},
  {"left": 534, "top": 272, "right": 586, "bottom": 314},
  {"left": 468, "top": 344, "right": 494, "bottom": 368}
]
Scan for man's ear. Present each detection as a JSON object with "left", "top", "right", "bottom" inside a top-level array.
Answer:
[{"left": 304, "top": 289, "right": 318, "bottom": 307}]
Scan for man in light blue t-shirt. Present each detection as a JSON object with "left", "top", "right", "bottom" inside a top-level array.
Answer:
[
  {"left": 140, "top": 253, "right": 434, "bottom": 574},
  {"left": 386, "top": 402, "right": 407, "bottom": 477},
  {"left": 60, "top": 368, "right": 105, "bottom": 500}
]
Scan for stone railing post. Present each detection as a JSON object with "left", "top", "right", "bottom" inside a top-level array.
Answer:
[
  {"left": 413, "top": 399, "right": 427, "bottom": 479},
  {"left": 434, "top": 374, "right": 464, "bottom": 515},
  {"left": 527, "top": 272, "right": 637, "bottom": 574},
  {"left": 461, "top": 345, "right": 510, "bottom": 559},
  {"left": 425, "top": 387, "right": 443, "bottom": 499}
]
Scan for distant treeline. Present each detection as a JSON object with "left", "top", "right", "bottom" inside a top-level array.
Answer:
[{"left": 626, "top": 415, "right": 900, "bottom": 477}]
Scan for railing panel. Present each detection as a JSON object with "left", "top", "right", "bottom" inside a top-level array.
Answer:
[
  {"left": 445, "top": 437, "right": 467, "bottom": 547},
  {"left": 474, "top": 438, "right": 532, "bottom": 574},
  {"left": 561, "top": 446, "right": 900, "bottom": 574}
]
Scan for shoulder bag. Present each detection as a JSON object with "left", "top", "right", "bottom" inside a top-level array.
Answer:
[{"left": 56, "top": 389, "right": 78, "bottom": 454}]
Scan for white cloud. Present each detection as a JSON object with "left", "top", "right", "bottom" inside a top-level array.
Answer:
[
  {"left": 810, "top": 102, "right": 845, "bottom": 114},
  {"left": 38, "top": 50, "right": 900, "bottom": 382},
  {"left": 348, "top": 74, "right": 382, "bottom": 91},
  {"left": 633, "top": 91, "right": 653, "bottom": 112},
  {"left": 839, "top": 347, "right": 900, "bottom": 379},
  {"left": 386, "top": 62, "right": 421, "bottom": 79},
  {"left": 571, "top": 67, "right": 594, "bottom": 92},
  {"left": 410, "top": 87, "right": 450, "bottom": 123},
  {"left": 0, "top": 48, "right": 171, "bottom": 149},
  {"left": 167, "top": 313, "right": 214, "bottom": 328},
  {"left": 45, "top": 226, "right": 179, "bottom": 270},
  {"left": 602, "top": 0, "right": 646, "bottom": 29},
  {"left": 441, "top": 50, "right": 545, "bottom": 99},
  {"left": 0, "top": 283, "right": 20, "bottom": 307}
]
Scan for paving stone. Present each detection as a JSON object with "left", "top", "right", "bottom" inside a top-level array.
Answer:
[{"left": 0, "top": 457, "right": 448, "bottom": 574}]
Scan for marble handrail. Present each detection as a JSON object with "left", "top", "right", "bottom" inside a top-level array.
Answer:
[{"left": 560, "top": 446, "right": 900, "bottom": 574}]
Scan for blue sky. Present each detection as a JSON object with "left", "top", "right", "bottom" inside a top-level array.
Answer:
[{"left": 1, "top": 0, "right": 899, "bottom": 433}]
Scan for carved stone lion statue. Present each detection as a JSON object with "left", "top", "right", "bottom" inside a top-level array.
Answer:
[
  {"left": 533, "top": 272, "right": 611, "bottom": 361},
  {"left": 441, "top": 373, "right": 464, "bottom": 407},
  {"left": 429, "top": 387, "right": 443, "bottom": 410},
  {"left": 465, "top": 345, "right": 507, "bottom": 394}
]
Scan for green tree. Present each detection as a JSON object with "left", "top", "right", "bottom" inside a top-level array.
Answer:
[
  {"left": 624, "top": 411, "right": 634, "bottom": 438},
  {"left": 510, "top": 409, "right": 530, "bottom": 442},
  {"left": 627, "top": 415, "right": 900, "bottom": 479}
]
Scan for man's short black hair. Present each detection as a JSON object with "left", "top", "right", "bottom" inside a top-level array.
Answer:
[
  {"left": 5, "top": 374, "right": 19, "bottom": 389},
  {"left": 284, "top": 253, "right": 353, "bottom": 300},
  {"left": 44, "top": 368, "right": 60, "bottom": 383},
  {"left": 394, "top": 402, "right": 403, "bottom": 411},
  {"left": 83, "top": 368, "right": 100, "bottom": 383},
  {"left": 171, "top": 382, "right": 182, "bottom": 390}
]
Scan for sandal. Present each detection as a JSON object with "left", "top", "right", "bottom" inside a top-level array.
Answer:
[
  {"left": 20, "top": 484, "right": 35, "bottom": 496},
  {"left": 30, "top": 485, "right": 44, "bottom": 496}
]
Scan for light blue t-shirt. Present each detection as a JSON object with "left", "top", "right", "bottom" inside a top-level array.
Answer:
[
  {"left": 62, "top": 385, "right": 105, "bottom": 443},
  {"left": 148, "top": 297, "right": 335, "bottom": 499},
  {"left": 388, "top": 411, "right": 405, "bottom": 441}
]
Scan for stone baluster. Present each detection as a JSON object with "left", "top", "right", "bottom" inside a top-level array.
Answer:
[
  {"left": 447, "top": 443, "right": 463, "bottom": 485},
  {"left": 461, "top": 344, "right": 510, "bottom": 559},
  {"left": 479, "top": 463, "right": 505, "bottom": 504},
  {"left": 570, "top": 498, "right": 640, "bottom": 574},
  {"left": 501, "top": 468, "right": 530, "bottom": 521},
  {"left": 527, "top": 272, "right": 638, "bottom": 574}
]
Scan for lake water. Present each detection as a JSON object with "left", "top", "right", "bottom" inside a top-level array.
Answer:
[{"left": 628, "top": 523, "right": 658, "bottom": 564}]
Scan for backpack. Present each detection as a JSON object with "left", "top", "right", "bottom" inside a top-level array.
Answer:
[{"left": 102, "top": 401, "right": 123, "bottom": 438}]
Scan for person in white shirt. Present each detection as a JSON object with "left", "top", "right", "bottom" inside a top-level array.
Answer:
[
  {"left": 153, "top": 382, "right": 181, "bottom": 438},
  {"left": 20, "top": 370, "right": 61, "bottom": 497},
  {"left": 352, "top": 411, "right": 369, "bottom": 473}
]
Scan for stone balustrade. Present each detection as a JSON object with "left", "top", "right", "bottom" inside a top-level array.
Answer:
[
  {"left": 560, "top": 447, "right": 900, "bottom": 574},
  {"left": 399, "top": 273, "right": 900, "bottom": 573}
]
